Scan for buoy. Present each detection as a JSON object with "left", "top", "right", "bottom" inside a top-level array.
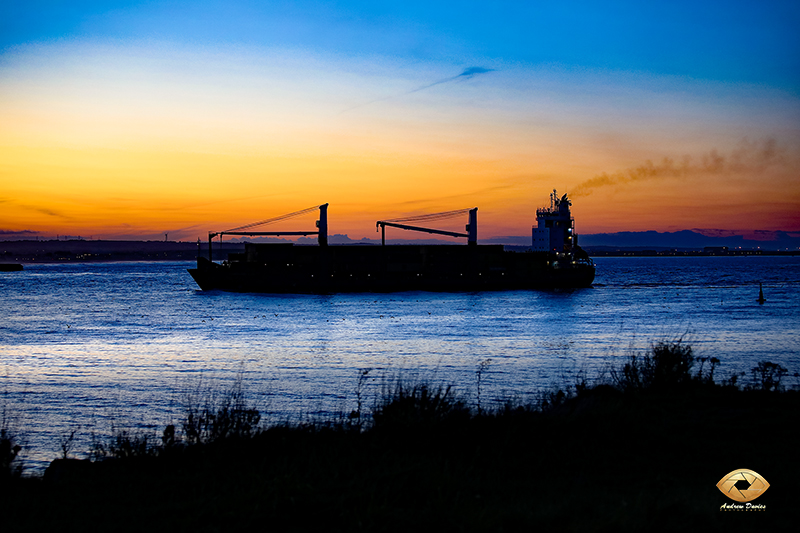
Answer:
[{"left": 757, "top": 282, "right": 766, "bottom": 304}]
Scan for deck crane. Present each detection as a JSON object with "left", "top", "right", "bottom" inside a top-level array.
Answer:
[
  {"left": 207, "top": 204, "right": 328, "bottom": 261},
  {"left": 376, "top": 208, "right": 477, "bottom": 246}
]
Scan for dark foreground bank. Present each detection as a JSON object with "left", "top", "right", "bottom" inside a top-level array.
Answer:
[{"left": 2, "top": 343, "right": 798, "bottom": 532}]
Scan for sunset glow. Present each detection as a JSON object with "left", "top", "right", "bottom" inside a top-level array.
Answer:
[{"left": 2, "top": 2, "right": 799, "bottom": 241}]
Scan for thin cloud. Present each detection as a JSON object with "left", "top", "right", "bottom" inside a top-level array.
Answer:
[
  {"left": 26, "top": 205, "right": 70, "bottom": 218},
  {"left": 395, "top": 182, "right": 515, "bottom": 209},
  {"left": 158, "top": 193, "right": 286, "bottom": 212},
  {"left": 0, "top": 229, "right": 40, "bottom": 235},
  {"left": 341, "top": 66, "right": 495, "bottom": 113},
  {"left": 5, "top": 199, "right": 72, "bottom": 219}
]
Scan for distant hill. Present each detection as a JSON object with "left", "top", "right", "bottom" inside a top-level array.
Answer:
[{"left": 578, "top": 230, "right": 800, "bottom": 251}]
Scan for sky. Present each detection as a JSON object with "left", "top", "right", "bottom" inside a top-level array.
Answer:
[{"left": 1, "top": 1, "right": 799, "bottom": 241}]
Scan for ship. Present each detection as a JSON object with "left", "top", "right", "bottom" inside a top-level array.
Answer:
[{"left": 188, "top": 190, "right": 595, "bottom": 293}]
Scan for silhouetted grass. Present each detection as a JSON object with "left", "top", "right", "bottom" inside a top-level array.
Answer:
[
  {"left": 1, "top": 402, "right": 23, "bottom": 483},
  {"left": 372, "top": 381, "right": 471, "bottom": 430},
  {"left": 1, "top": 428, "right": 22, "bottom": 483},
  {"left": 2, "top": 342, "right": 798, "bottom": 531}
]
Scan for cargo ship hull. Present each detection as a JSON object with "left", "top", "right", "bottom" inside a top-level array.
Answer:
[{"left": 188, "top": 243, "right": 595, "bottom": 293}]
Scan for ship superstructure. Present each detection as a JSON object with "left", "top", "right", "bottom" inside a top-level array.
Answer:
[{"left": 532, "top": 189, "right": 577, "bottom": 253}]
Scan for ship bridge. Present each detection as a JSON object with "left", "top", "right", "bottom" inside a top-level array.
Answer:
[{"left": 532, "top": 190, "right": 576, "bottom": 253}]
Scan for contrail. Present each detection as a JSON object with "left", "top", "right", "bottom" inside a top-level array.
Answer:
[
  {"left": 405, "top": 66, "right": 495, "bottom": 95},
  {"left": 341, "top": 66, "right": 495, "bottom": 113}
]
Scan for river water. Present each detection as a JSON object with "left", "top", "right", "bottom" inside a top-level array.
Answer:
[{"left": 2, "top": 255, "right": 799, "bottom": 471}]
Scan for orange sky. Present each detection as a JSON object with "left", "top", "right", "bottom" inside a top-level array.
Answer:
[{"left": 2, "top": 32, "right": 799, "bottom": 241}]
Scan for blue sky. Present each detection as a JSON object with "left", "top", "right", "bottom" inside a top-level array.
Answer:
[{"left": 4, "top": 1, "right": 799, "bottom": 91}]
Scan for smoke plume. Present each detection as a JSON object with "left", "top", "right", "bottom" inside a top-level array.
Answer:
[{"left": 571, "top": 138, "right": 787, "bottom": 197}]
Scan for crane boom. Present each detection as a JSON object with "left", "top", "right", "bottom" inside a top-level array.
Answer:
[
  {"left": 207, "top": 204, "right": 328, "bottom": 261},
  {"left": 376, "top": 208, "right": 477, "bottom": 246}
]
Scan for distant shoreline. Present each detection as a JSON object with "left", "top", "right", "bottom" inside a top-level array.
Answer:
[
  {"left": 585, "top": 249, "right": 799, "bottom": 257},
  {"left": 1, "top": 238, "right": 798, "bottom": 263}
]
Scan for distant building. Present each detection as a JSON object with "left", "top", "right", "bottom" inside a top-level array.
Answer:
[{"left": 703, "top": 246, "right": 729, "bottom": 255}]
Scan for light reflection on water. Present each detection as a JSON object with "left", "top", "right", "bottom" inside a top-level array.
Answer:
[{"left": 1, "top": 256, "right": 799, "bottom": 471}]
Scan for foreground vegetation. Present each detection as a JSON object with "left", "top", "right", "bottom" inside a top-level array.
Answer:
[{"left": 2, "top": 342, "right": 798, "bottom": 532}]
